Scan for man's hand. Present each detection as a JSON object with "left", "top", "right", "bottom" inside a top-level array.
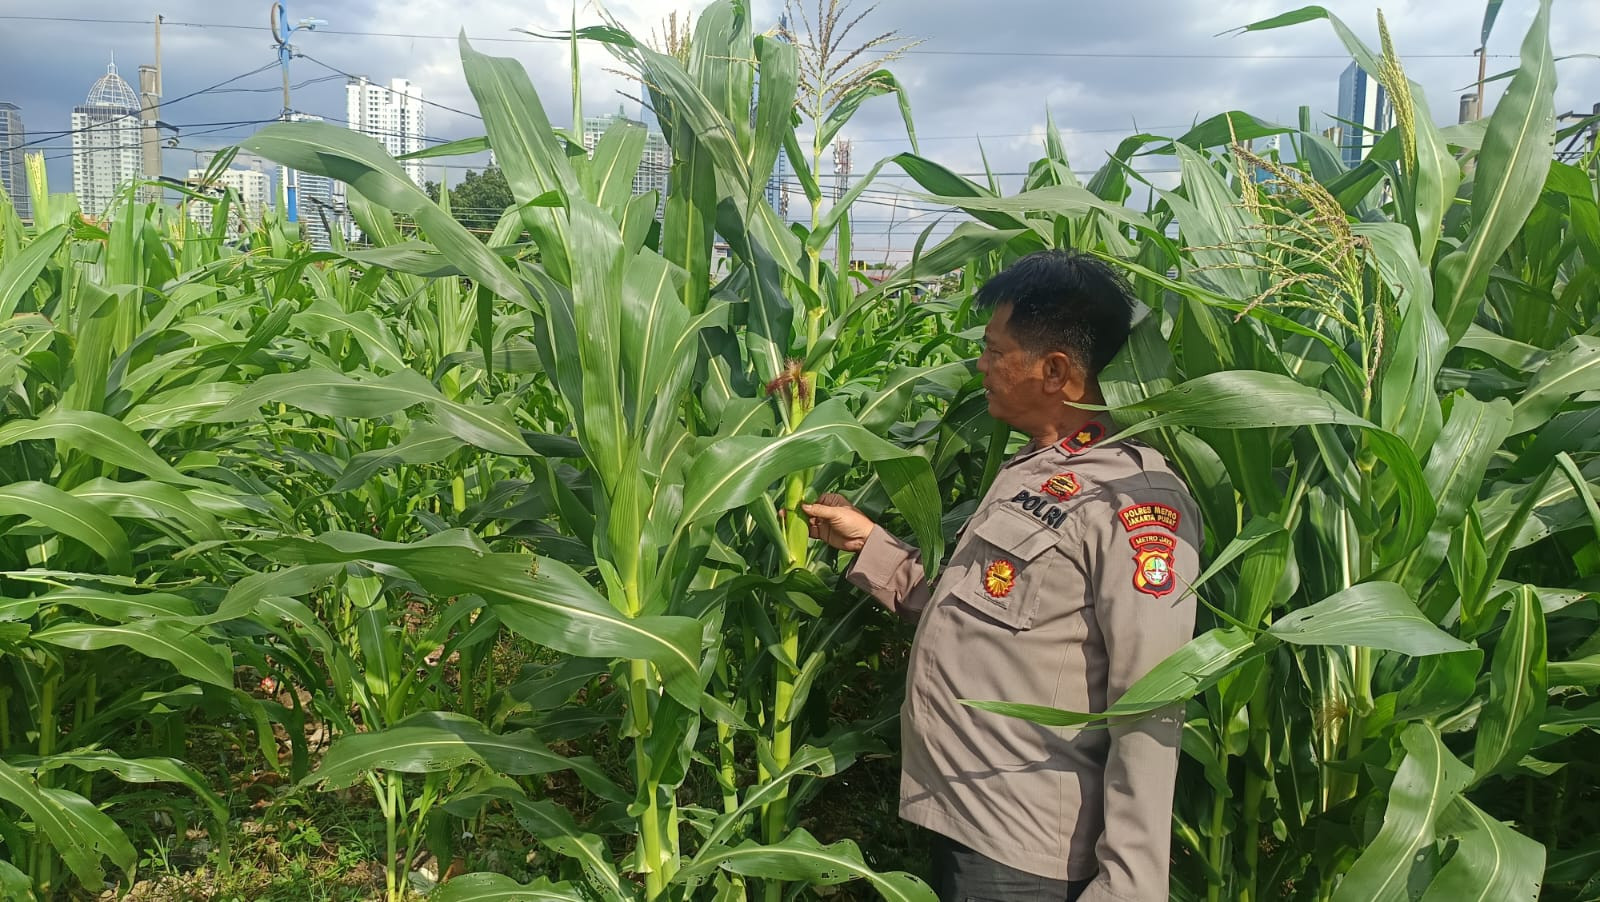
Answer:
[{"left": 800, "top": 492, "right": 877, "bottom": 552}]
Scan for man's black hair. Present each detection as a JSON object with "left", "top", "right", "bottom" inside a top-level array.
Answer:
[{"left": 975, "top": 249, "right": 1136, "bottom": 376}]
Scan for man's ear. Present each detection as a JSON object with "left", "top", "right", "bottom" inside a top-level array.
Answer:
[{"left": 1040, "top": 350, "right": 1087, "bottom": 396}]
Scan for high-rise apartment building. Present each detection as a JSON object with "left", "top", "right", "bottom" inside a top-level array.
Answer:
[
  {"left": 278, "top": 112, "right": 348, "bottom": 249},
  {"left": 346, "top": 76, "right": 426, "bottom": 185},
  {"left": 1336, "top": 62, "right": 1394, "bottom": 168},
  {"left": 582, "top": 108, "right": 669, "bottom": 213},
  {"left": 186, "top": 165, "right": 270, "bottom": 233},
  {"left": 0, "top": 102, "right": 29, "bottom": 220},
  {"left": 71, "top": 63, "right": 143, "bottom": 215}
]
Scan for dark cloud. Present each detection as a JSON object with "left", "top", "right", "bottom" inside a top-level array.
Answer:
[{"left": 4, "top": 0, "right": 1597, "bottom": 254}]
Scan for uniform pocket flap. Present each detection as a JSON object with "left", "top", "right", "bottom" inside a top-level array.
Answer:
[
  {"left": 954, "top": 509, "right": 1060, "bottom": 629},
  {"left": 971, "top": 507, "right": 1059, "bottom": 562}
]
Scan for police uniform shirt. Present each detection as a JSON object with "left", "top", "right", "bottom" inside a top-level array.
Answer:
[{"left": 846, "top": 420, "right": 1201, "bottom": 902}]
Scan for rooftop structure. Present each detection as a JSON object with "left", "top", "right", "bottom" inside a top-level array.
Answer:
[{"left": 71, "top": 62, "right": 143, "bottom": 215}]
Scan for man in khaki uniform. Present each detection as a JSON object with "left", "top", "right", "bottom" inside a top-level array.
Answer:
[{"left": 804, "top": 250, "right": 1200, "bottom": 902}]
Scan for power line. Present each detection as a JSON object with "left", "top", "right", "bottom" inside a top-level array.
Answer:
[
  {"left": 40, "top": 120, "right": 282, "bottom": 162},
  {"left": 298, "top": 54, "right": 485, "bottom": 121},
  {"left": 289, "top": 109, "right": 458, "bottom": 145},
  {"left": 19, "top": 60, "right": 281, "bottom": 149},
  {"left": 0, "top": 15, "right": 1523, "bottom": 61},
  {"left": 23, "top": 119, "right": 287, "bottom": 152},
  {"left": 210, "top": 74, "right": 345, "bottom": 95}
]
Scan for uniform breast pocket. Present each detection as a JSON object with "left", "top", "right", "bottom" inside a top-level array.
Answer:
[{"left": 952, "top": 508, "right": 1060, "bottom": 630}]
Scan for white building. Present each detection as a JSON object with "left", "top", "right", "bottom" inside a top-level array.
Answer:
[
  {"left": 1336, "top": 62, "right": 1394, "bottom": 168},
  {"left": 71, "top": 63, "right": 143, "bottom": 216},
  {"left": 0, "top": 102, "right": 28, "bottom": 220},
  {"left": 186, "top": 166, "right": 270, "bottom": 233},
  {"left": 582, "top": 108, "right": 669, "bottom": 212},
  {"left": 278, "top": 112, "right": 348, "bottom": 249},
  {"left": 346, "top": 76, "right": 426, "bottom": 185}
]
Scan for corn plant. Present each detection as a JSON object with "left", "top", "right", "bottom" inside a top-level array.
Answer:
[
  {"left": 921, "top": 3, "right": 1599, "bottom": 900},
  {"left": 0, "top": 174, "right": 314, "bottom": 897},
  {"left": 228, "top": 5, "right": 968, "bottom": 900}
]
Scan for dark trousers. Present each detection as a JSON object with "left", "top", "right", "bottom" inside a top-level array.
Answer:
[{"left": 929, "top": 832, "right": 1092, "bottom": 902}]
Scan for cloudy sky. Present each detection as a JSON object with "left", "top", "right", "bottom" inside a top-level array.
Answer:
[{"left": 3, "top": 0, "right": 1598, "bottom": 259}]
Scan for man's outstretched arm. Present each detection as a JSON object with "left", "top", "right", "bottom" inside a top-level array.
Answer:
[{"left": 802, "top": 495, "right": 931, "bottom": 620}]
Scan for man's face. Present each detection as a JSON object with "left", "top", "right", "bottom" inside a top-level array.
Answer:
[{"left": 976, "top": 302, "right": 1046, "bottom": 432}]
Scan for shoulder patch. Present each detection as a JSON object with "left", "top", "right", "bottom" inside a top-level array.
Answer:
[
  {"left": 1129, "top": 533, "right": 1177, "bottom": 597},
  {"left": 1060, "top": 421, "right": 1106, "bottom": 454},
  {"left": 983, "top": 559, "right": 1017, "bottom": 598},
  {"left": 1118, "top": 502, "right": 1181, "bottom": 533},
  {"left": 1041, "top": 472, "right": 1081, "bottom": 501}
]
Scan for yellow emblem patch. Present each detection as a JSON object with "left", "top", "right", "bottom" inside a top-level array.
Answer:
[
  {"left": 983, "top": 559, "right": 1017, "bottom": 599},
  {"left": 1042, "top": 473, "right": 1081, "bottom": 501}
]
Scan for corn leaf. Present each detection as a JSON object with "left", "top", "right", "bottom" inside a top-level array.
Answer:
[
  {"left": 674, "top": 398, "right": 944, "bottom": 578},
  {"left": 1332, "top": 723, "right": 1471, "bottom": 902},
  {"left": 308, "top": 713, "right": 572, "bottom": 790},
  {"left": 0, "top": 759, "right": 136, "bottom": 889},
  {"left": 1473, "top": 586, "right": 1548, "bottom": 780},
  {"left": 682, "top": 828, "right": 936, "bottom": 902},
  {"left": 1115, "top": 370, "right": 1435, "bottom": 560},
  {"left": 1268, "top": 582, "right": 1470, "bottom": 656},
  {"left": 17, "top": 751, "right": 226, "bottom": 827},
  {"left": 211, "top": 368, "right": 530, "bottom": 457},
  {"left": 0, "top": 224, "right": 67, "bottom": 319},
  {"left": 252, "top": 531, "right": 705, "bottom": 708},
  {"left": 0, "top": 481, "right": 133, "bottom": 574},
  {"left": 31, "top": 619, "right": 233, "bottom": 687},
  {"left": 243, "top": 120, "right": 534, "bottom": 307},
  {"left": 0, "top": 409, "right": 200, "bottom": 487},
  {"left": 1509, "top": 336, "right": 1600, "bottom": 434},
  {"left": 1434, "top": 0, "right": 1556, "bottom": 342},
  {"left": 963, "top": 627, "right": 1262, "bottom": 726},
  {"left": 1417, "top": 796, "right": 1544, "bottom": 902},
  {"left": 427, "top": 873, "right": 588, "bottom": 902}
]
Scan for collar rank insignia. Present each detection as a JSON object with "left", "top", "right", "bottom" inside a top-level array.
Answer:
[
  {"left": 1042, "top": 473, "right": 1081, "bottom": 501},
  {"left": 983, "top": 559, "right": 1017, "bottom": 599},
  {"left": 1061, "top": 421, "right": 1106, "bottom": 455},
  {"left": 1119, "top": 502, "right": 1180, "bottom": 533},
  {"left": 1129, "top": 533, "right": 1177, "bottom": 597}
]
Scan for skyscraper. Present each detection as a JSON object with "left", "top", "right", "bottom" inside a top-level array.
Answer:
[
  {"left": 0, "top": 102, "right": 29, "bottom": 220},
  {"left": 1336, "top": 62, "right": 1394, "bottom": 168},
  {"left": 278, "top": 112, "right": 348, "bottom": 249},
  {"left": 346, "top": 76, "right": 426, "bottom": 185},
  {"left": 71, "top": 63, "right": 143, "bottom": 215}
]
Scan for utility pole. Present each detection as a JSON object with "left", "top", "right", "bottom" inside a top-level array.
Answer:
[
  {"left": 1473, "top": 47, "right": 1488, "bottom": 121},
  {"left": 1473, "top": 3, "right": 1501, "bottom": 121},
  {"left": 138, "top": 15, "right": 163, "bottom": 203},
  {"left": 270, "top": 3, "right": 325, "bottom": 116},
  {"left": 269, "top": 2, "right": 325, "bottom": 225}
]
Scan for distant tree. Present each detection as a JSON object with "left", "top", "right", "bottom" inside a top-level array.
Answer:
[{"left": 426, "top": 166, "right": 514, "bottom": 237}]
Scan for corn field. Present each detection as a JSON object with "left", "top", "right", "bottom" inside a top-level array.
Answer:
[{"left": 1, "top": 1, "right": 1598, "bottom": 900}]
